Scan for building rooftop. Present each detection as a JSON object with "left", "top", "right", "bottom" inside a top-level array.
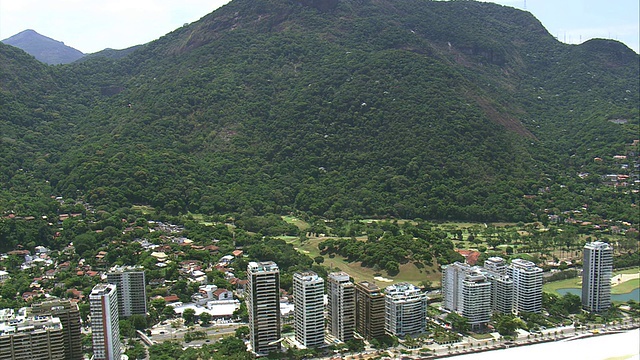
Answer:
[
  {"left": 248, "top": 261, "right": 279, "bottom": 273},
  {"left": 584, "top": 241, "right": 613, "bottom": 250}
]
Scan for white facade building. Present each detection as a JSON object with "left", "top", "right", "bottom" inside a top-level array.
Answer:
[
  {"left": 384, "top": 283, "right": 426, "bottom": 336},
  {"left": 482, "top": 257, "right": 513, "bottom": 314},
  {"left": 461, "top": 270, "right": 492, "bottom": 329},
  {"left": 89, "top": 284, "right": 121, "bottom": 360},
  {"left": 106, "top": 266, "right": 147, "bottom": 318},
  {"left": 247, "top": 261, "right": 281, "bottom": 356},
  {"left": 442, "top": 262, "right": 471, "bottom": 312},
  {"left": 484, "top": 257, "right": 507, "bottom": 274},
  {"left": 293, "top": 271, "right": 325, "bottom": 347},
  {"left": 508, "top": 259, "right": 543, "bottom": 314},
  {"left": 582, "top": 241, "right": 613, "bottom": 312}
]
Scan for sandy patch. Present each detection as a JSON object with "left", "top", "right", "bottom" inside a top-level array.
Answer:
[
  {"left": 612, "top": 273, "right": 640, "bottom": 286},
  {"left": 374, "top": 276, "right": 393, "bottom": 282}
]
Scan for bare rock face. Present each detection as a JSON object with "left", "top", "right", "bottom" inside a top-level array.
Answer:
[{"left": 296, "top": 0, "right": 339, "bottom": 12}]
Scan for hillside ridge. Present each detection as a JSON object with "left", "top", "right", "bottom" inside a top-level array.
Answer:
[
  {"left": 0, "top": 0, "right": 637, "bottom": 223},
  {"left": 1, "top": 29, "right": 84, "bottom": 64}
]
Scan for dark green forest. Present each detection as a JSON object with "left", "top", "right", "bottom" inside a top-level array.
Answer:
[{"left": 0, "top": 0, "right": 638, "bottom": 226}]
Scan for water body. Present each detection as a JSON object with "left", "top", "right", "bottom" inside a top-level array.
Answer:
[
  {"left": 556, "top": 288, "right": 640, "bottom": 302},
  {"left": 448, "top": 328, "right": 640, "bottom": 360}
]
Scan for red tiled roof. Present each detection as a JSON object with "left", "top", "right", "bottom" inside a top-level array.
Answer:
[
  {"left": 164, "top": 295, "right": 180, "bottom": 303},
  {"left": 456, "top": 249, "right": 481, "bottom": 266},
  {"left": 213, "top": 288, "right": 229, "bottom": 297}
]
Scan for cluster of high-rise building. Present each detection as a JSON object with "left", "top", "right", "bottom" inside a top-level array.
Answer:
[
  {"left": 246, "top": 261, "right": 428, "bottom": 356},
  {"left": 0, "top": 265, "right": 147, "bottom": 360},
  {"left": 440, "top": 241, "right": 614, "bottom": 329},
  {"left": 0, "top": 240, "right": 614, "bottom": 359},
  {"left": 442, "top": 257, "right": 543, "bottom": 329}
]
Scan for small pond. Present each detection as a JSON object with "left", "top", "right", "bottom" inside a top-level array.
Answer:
[{"left": 556, "top": 287, "right": 640, "bottom": 302}]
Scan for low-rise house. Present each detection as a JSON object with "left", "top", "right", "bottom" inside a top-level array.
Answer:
[
  {"left": 232, "top": 250, "right": 243, "bottom": 257},
  {"left": 213, "top": 288, "right": 233, "bottom": 301}
]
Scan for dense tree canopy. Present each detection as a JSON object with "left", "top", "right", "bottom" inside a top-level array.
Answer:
[{"left": 0, "top": 0, "right": 637, "bottom": 225}]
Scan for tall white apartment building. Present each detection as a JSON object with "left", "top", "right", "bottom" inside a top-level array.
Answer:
[
  {"left": 482, "top": 257, "right": 513, "bottom": 314},
  {"left": 247, "top": 261, "right": 281, "bottom": 356},
  {"left": 582, "top": 241, "right": 613, "bottom": 312},
  {"left": 442, "top": 263, "right": 492, "bottom": 329},
  {"left": 293, "top": 271, "right": 325, "bottom": 347},
  {"left": 442, "top": 262, "right": 471, "bottom": 312},
  {"left": 384, "top": 283, "right": 427, "bottom": 336},
  {"left": 327, "top": 272, "right": 355, "bottom": 342},
  {"left": 461, "top": 270, "right": 492, "bottom": 329},
  {"left": 508, "top": 259, "right": 543, "bottom": 314},
  {"left": 484, "top": 257, "right": 508, "bottom": 274},
  {"left": 89, "top": 284, "right": 121, "bottom": 360},
  {"left": 106, "top": 266, "right": 147, "bottom": 318}
]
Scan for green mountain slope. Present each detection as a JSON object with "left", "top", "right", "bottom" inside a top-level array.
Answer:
[{"left": 0, "top": 0, "right": 638, "bottom": 222}]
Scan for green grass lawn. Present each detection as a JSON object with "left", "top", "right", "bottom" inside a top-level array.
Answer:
[
  {"left": 543, "top": 277, "right": 582, "bottom": 293},
  {"left": 282, "top": 235, "right": 440, "bottom": 286},
  {"left": 616, "top": 267, "right": 640, "bottom": 275},
  {"left": 281, "top": 215, "right": 310, "bottom": 231},
  {"left": 470, "top": 333, "right": 494, "bottom": 340},
  {"left": 543, "top": 267, "right": 640, "bottom": 295},
  {"left": 612, "top": 278, "right": 640, "bottom": 294},
  {"left": 132, "top": 205, "right": 154, "bottom": 214}
]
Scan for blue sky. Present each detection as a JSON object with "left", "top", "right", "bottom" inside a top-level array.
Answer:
[
  {"left": 0, "top": 0, "right": 638, "bottom": 54},
  {"left": 481, "top": 0, "right": 639, "bottom": 53}
]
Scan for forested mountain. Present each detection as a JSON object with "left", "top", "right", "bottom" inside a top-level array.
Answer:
[
  {"left": 1, "top": 29, "right": 84, "bottom": 64},
  {"left": 0, "top": 0, "right": 638, "bottom": 223}
]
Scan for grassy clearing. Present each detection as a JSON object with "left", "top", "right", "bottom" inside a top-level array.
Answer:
[
  {"left": 132, "top": 205, "right": 154, "bottom": 214},
  {"left": 281, "top": 215, "right": 310, "bottom": 231},
  {"left": 616, "top": 267, "right": 640, "bottom": 275},
  {"left": 543, "top": 267, "right": 640, "bottom": 295},
  {"left": 612, "top": 278, "right": 640, "bottom": 294},
  {"left": 470, "top": 333, "right": 494, "bottom": 340},
  {"left": 543, "top": 277, "right": 582, "bottom": 293},
  {"left": 283, "top": 236, "right": 439, "bottom": 285}
]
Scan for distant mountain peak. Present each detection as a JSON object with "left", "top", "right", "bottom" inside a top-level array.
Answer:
[{"left": 1, "top": 29, "right": 84, "bottom": 64}]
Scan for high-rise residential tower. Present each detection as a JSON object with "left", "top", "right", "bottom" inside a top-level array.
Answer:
[
  {"left": 106, "top": 266, "right": 147, "bottom": 318},
  {"left": 327, "top": 272, "right": 355, "bottom": 342},
  {"left": 582, "top": 241, "right": 613, "bottom": 312},
  {"left": 31, "top": 299, "right": 83, "bottom": 360},
  {"left": 442, "top": 263, "right": 492, "bottom": 329},
  {"left": 508, "top": 259, "right": 543, "bottom": 315},
  {"left": 293, "top": 271, "right": 325, "bottom": 347},
  {"left": 384, "top": 283, "right": 427, "bottom": 336},
  {"left": 482, "top": 257, "right": 513, "bottom": 314},
  {"left": 0, "top": 315, "right": 65, "bottom": 360},
  {"left": 89, "top": 284, "right": 121, "bottom": 360},
  {"left": 460, "top": 270, "right": 492, "bottom": 330},
  {"left": 247, "top": 261, "right": 281, "bottom": 356},
  {"left": 484, "top": 257, "right": 508, "bottom": 274},
  {"left": 355, "top": 281, "right": 386, "bottom": 341},
  {"left": 442, "top": 262, "right": 471, "bottom": 312}
]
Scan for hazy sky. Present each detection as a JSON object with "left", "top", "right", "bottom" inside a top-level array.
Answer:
[{"left": 0, "top": 0, "right": 638, "bottom": 54}]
